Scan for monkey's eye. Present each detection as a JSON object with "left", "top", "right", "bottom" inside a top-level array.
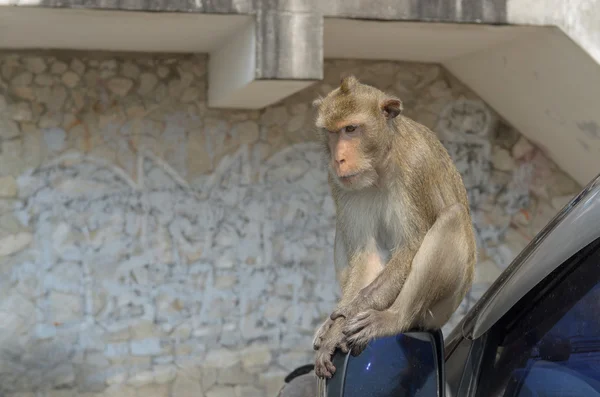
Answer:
[{"left": 344, "top": 125, "right": 358, "bottom": 133}]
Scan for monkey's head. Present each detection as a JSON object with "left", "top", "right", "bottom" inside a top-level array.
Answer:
[{"left": 313, "top": 75, "right": 403, "bottom": 191}]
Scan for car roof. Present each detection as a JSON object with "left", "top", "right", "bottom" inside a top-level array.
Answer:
[{"left": 447, "top": 172, "right": 600, "bottom": 343}]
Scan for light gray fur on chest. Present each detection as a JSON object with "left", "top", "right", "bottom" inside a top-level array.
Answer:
[{"left": 338, "top": 190, "right": 406, "bottom": 267}]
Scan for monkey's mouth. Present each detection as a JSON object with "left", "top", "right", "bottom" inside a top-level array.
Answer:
[{"left": 339, "top": 171, "right": 362, "bottom": 183}]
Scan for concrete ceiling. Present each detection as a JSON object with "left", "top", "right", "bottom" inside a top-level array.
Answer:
[
  {"left": 0, "top": 6, "right": 318, "bottom": 110},
  {"left": 323, "top": 19, "right": 539, "bottom": 63},
  {"left": 0, "top": 6, "right": 598, "bottom": 186}
]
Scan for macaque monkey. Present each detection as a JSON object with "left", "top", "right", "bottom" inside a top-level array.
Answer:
[{"left": 311, "top": 76, "right": 476, "bottom": 379}]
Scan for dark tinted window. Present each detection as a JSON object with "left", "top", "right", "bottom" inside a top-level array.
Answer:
[
  {"left": 481, "top": 242, "right": 600, "bottom": 397},
  {"left": 444, "top": 336, "right": 472, "bottom": 396},
  {"left": 342, "top": 333, "right": 438, "bottom": 397}
]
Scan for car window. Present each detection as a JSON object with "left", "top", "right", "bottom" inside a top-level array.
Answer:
[
  {"left": 479, "top": 241, "right": 600, "bottom": 397},
  {"left": 444, "top": 337, "right": 472, "bottom": 397}
]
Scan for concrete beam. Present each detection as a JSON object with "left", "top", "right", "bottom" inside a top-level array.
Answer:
[
  {"left": 0, "top": 0, "right": 252, "bottom": 14},
  {"left": 506, "top": 0, "right": 600, "bottom": 69},
  {"left": 0, "top": 4, "right": 323, "bottom": 110},
  {"left": 0, "top": 6, "right": 250, "bottom": 53},
  {"left": 320, "top": 0, "right": 507, "bottom": 23},
  {"left": 208, "top": 11, "right": 322, "bottom": 109}
]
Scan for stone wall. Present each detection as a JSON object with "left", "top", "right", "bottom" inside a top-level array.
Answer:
[{"left": 0, "top": 52, "right": 580, "bottom": 397}]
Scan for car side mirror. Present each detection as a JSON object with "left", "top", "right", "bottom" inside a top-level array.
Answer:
[{"left": 318, "top": 330, "right": 445, "bottom": 397}]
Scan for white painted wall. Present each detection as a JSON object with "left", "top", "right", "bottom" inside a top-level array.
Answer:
[
  {"left": 445, "top": 27, "right": 600, "bottom": 186},
  {"left": 507, "top": 0, "right": 600, "bottom": 69}
]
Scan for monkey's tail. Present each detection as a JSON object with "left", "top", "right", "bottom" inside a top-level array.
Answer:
[{"left": 284, "top": 364, "right": 315, "bottom": 383}]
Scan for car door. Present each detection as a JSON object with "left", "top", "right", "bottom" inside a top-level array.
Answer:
[{"left": 471, "top": 236, "right": 600, "bottom": 397}]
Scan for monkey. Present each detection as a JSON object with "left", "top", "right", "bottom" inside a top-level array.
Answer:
[{"left": 311, "top": 75, "right": 477, "bottom": 379}]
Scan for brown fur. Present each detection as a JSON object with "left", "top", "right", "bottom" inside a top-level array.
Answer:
[{"left": 312, "top": 76, "right": 477, "bottom": 379}]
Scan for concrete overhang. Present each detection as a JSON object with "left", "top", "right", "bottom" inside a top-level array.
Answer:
[
  {"left": 0, "top": 5, "right": 322, "bottom": 109},
  {"left": 0, "top": 1, "right": 599, "bottom": 187}
]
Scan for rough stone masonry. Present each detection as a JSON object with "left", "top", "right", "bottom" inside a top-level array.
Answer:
[{"left": 0, "top": 52, "right": 581, "bottom": 397}]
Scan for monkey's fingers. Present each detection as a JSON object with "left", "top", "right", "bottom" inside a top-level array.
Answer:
[
  {"left": 338, "top": 340, "right": 350, "bottom": 354},
  {"left": 350, "top": 342, "right": 367, "bottom": 357},
  {"left": 312, "top": 337, "right": 322, "bottom": 351},
  {"left": 344, "top": 310, "right": 391, "bottom": 355},
  {"left": 342, "top": 311, "right": 372, "bottom": 336},
  {"left": 346, "top": 330, "right": 372, "bottom": 356},
  {"left": 313, "top": 318, "right": 334, "bottom": 350},
  {"left": 330, "top": 307, "right": 350, "bottom": 320},
  {"left": 313, "top": 328, "right": 326, "bottom": 350},
  {"left": 315, "top": 350, "right": 336, "bottom": 379}
]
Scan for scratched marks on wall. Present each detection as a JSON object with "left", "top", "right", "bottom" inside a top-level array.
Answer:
[
  {"left": 437, "top": 99, "right": 531, "bottom": 273},
  {"left": 12, "top": 98, "right": 543, "bottom": 347},
  {"left": 14, "top": 142, "right": 337, "bottom": 339}
]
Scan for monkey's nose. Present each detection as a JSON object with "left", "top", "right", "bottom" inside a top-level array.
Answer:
[{"left": 335, "top": 158, "right": 346, "bottom": 165}]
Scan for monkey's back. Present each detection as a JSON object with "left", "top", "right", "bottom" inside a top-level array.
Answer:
[{"left": 392, "top": 116, "right": 472, "bottom": 226}]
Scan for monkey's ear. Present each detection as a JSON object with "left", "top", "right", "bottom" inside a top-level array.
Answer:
[
  {"left": 381, "top": 98, "right": 403, "bottom": 119},
  {"left": 340, "top": 75, "right": 359, "bottom": 93}
]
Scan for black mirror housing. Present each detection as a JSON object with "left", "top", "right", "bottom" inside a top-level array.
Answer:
[{"left": 318, "top": 330, "right": 445, "bottom": 397}]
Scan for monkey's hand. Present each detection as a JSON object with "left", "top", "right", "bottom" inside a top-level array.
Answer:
[
  {"left": 314, "top": 319, "right": 350, "bottom": 379},
  {"left": 313, "top": 317, "right": 335, "bottom": 350},
  {"left": 343, "top": 309, "right": 395, "bottom": 356},
  {"left": 329, "top": 284, "right": 384, "bottom": 322}
]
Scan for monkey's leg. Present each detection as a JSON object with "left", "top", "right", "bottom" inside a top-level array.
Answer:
[
  {"left": 341, "top": 203, "right": 475, "bottom": 354},
  {"left": 314, "top": 238, "right": 384, "bottom": 378}
]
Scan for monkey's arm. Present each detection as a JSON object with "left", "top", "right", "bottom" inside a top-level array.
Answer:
[
  {"left": 341, "top": 203, "right": 476, "bottom": 353},
  {"left": 331, "top": 203, "right": 474, "bottom": 324},
  {"left": 329, "top": 244, "right": 419, "bottom": 322}
]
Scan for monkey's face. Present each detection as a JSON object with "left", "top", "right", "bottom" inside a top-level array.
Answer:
[
  {"left": 324, "top": 123, "right": 380, "bottom": 191},
  {"left": 313, "top": 76, "right": 403, "bottom": 191}
]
